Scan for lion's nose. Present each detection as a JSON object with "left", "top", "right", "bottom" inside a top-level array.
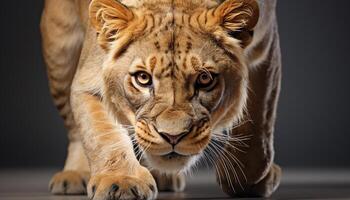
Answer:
[
  {"left": 158, "top": 131, "right": 190, "bottom": 145},
  {"left": 155, "top": 108, "right": 193, "bottom": 145}
]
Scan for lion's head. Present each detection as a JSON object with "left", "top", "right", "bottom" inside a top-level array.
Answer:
[{"left": 89, "top": 0, "right": 259, "bottom": 172}]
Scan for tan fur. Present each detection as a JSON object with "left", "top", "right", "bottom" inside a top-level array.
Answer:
[{"left": 41, "top": 0, "right": 281, "bottom": 199}]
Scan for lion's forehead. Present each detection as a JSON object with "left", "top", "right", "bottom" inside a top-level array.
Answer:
[
  {"left": 132, "top": 15, "right": 220, "bottom": 74},
  {"left": 136, "top": 10, "right": 216, "bottom": 51}
]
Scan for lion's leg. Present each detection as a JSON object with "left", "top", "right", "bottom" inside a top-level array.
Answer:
[
  {"left": 151, "top": 170, "right": 186, "bottom": 192},
  {"left": 70, "top": 93, "right": 158, "bottom": 200},
  {"left": 41, "top": 0, "right": 89, "bottom": 194},
  {"left": 216, "top": 28, "right": 282, "bottom": 197}
]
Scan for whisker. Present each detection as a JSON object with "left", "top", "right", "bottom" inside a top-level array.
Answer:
[
  {"left": 210, "top": 140, "right": 246, "bottom": 189},
  {"left": 207, "top": 144, "right": 236, "bottom": 193}
]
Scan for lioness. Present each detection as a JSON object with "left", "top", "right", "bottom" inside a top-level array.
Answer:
[{"left": 41, "top": 0, "right": 281, "bottom": 199}]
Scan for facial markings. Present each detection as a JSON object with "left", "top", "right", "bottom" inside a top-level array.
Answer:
[
  {"left": 154, "top": 41, "right": 161, "bottom": 50},
  {"left": 149, "top": 56, "right": 157, "bottom": 73}
]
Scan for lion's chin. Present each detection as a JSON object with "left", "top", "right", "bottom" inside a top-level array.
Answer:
[{"left": 144, "top": 152, "right": 199, "bottom": 173}]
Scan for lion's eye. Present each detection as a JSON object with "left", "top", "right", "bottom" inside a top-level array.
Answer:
[
  {"left": 196, "top": 72, "right": 215, "bottom": 89},
  {"left": 134, "top": 71, "right": 152, "bottom": 87}
]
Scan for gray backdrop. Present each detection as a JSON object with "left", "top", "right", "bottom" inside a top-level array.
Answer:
[{"left": 0, "top": 1, "right": 349, "bottom": 168}]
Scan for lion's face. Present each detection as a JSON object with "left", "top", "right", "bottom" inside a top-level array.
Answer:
[{"left": 90, "top": 0, "right": 259, "bottom": 172}]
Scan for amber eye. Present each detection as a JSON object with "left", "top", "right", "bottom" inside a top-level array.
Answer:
[
  {"left": 134, "top": 71, "right": 152, "bottom": 87},
  {"left": 196, "top": 72, "right": 215, "bottom": 89}
]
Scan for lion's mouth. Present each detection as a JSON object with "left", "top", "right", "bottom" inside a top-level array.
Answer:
[
  {"left": 161, "top": 152, "right": 188, "bottom": 159},
  {"left": 144, "top": 151, "right": 199, "bottom": 172}
]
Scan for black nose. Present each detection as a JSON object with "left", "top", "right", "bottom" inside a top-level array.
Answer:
[{"left": 158, "top": 131, "right": 190, "bottom": 145}]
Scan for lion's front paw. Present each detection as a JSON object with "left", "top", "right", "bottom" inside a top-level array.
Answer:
[
  {"left": 88, "top": 167, "right": 157, "bottom": 200},
  {"left": 49, "top": 170, "right": 90, "bottom": 195}
]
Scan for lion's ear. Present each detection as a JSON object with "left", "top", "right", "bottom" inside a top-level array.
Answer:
[
  {"left": 89, "top": 0, "right": 134, "bottom": 49},
  {"left": 215, "top": 0, "right": 259, "bottom": 47}
]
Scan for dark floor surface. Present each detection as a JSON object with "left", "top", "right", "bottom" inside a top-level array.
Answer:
[{"left": 0, "top": 169, "right": 350, "bottom": 200}]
